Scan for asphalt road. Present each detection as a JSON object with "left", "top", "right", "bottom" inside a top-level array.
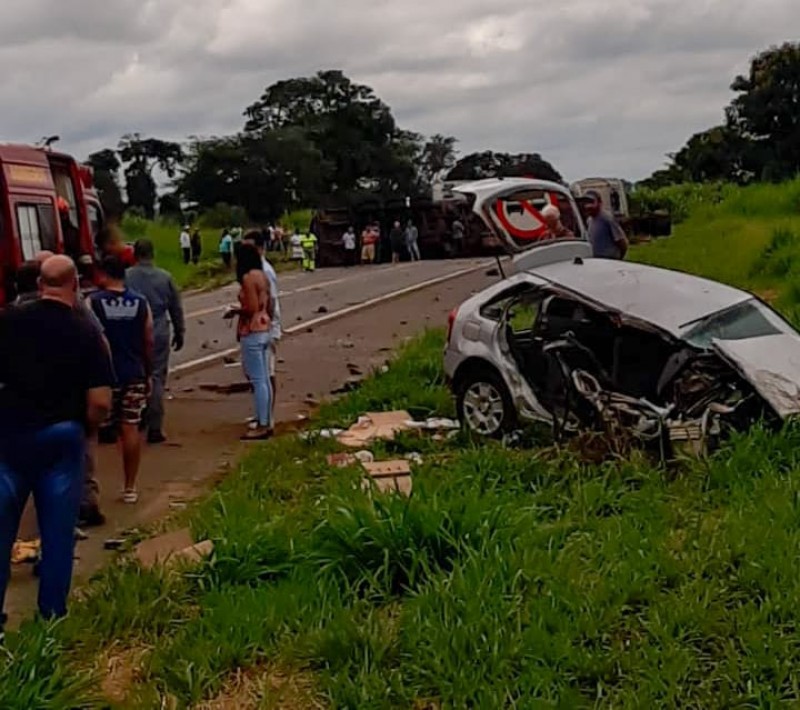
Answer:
[{"left": 175, "top": 258, "right": 489, "bottom": 369}]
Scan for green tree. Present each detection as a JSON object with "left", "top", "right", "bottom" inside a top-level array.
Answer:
[
  {"left": 244, "top": 70, "right": 414, "bottom": 198},
  {"left": 118, "top": 134, "right": 184, "bottom": 219},
  {"left": 418, "top": 134, "right": 459, "bottom": 191},
  {"left": 446, "top": 151, "right": 563, "bottom": 183},
  {"left": 727, "top": 42, "right": 800, "bottom": 181},
  {"left": 86, "top": 148, "right": 125, "bottom": 220}
]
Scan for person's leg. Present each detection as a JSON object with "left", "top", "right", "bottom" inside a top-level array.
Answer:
[
  {"left": 183, "top": 248, "right": 191, "bottom": 265},
  {"left": 147, "top": 334, "right": 170, "bottom": 441},
  {"left": 30, "top": 423, "right": 84, "bottom": 619},
  {"left": 269, "top": 342, "right": 278, "bottom": 426},
  {"left": 241, "top": 333, "right": 271, "bottom": 429},
  {"left": 0, "top": 447, "right": 31, "bottom": 631},
  {"left": 120, "top": 383, "right": 147, "bottom": 498},
  {"left": 412, "top": 242, "right": 421, "bottom": 261},
  {"left": 79, "top": 435, "right": 104, "bottom": 526}
]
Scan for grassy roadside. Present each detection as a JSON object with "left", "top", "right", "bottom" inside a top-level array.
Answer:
[
  {"left": 4, "top": 329, "right": 800, "bottom": 707},
  {"left": 631, "top": 178, "right": 800, "bottom": 321}
]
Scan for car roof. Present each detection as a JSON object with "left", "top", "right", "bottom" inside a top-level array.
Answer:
[{"left": 527, "top": 258, "right": 751, "bottom": 335}]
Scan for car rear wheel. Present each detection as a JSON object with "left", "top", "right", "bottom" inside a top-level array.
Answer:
[{"left": 456, "top": 369, "right": 516, "bottom": 438}]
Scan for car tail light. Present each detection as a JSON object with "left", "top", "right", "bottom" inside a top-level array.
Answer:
[{"left": 447, "top": 307, "right": 458, "bottom": 345}]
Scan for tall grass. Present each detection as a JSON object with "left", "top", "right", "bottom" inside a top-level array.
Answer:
[
  {"left": 631, "top": 178, "right": 800, "bottom": 318},
  {"left": 7, "top": 330, "right": 800, "bottom": 707}
]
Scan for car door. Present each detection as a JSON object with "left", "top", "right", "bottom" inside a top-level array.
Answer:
[{"left": 453, "top": 178, "right": 590, "bottom": 266}]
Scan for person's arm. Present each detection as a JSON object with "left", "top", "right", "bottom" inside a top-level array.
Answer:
[
  {"left": 612, "top": 219, "right": 629, "bottom": 258},
  {"left": 83, "top": 328, "right": 114, "bottom": 429},
  {"left": 143, "top": 303, "right": 155, "bottom": 377},
  {"left": 167, "top": 276, "right": 186, "bottom": 350},
  {"left": 240, "top": 272, "right": 260, "bottom": 316}
]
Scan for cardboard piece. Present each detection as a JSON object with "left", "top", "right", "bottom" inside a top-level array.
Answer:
[
  {"left": 11, "top": 539, "right": 40, "bottom": 564},
  {"left": 134, "top": 528, "right": 213, "bottom": 569},
  {"left": 362, "top": 460, "right": 412, "bottom": 478},
  {"left": 362, "top": 474, "right": 413, "bottom": 496},
  {"left": 337, "top": 411, "right": 413, "bottom": 448},
  {"left": 327, "top": 453, "right": 357, "bottom": 468}
]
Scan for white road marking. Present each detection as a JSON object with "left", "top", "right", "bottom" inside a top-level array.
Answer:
[
  {"left": 171, "top": 261, "right": 488, "bottom": 376},
  {"left": 184, "top": 274, "right": 361, "bottom": 320}
]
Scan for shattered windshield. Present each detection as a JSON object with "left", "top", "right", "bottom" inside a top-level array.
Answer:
[{"left": 681, "top": 299, "right": 787, "bottom": 349}]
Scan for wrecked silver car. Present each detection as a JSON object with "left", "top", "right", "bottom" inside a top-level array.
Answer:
[{"left": 444, "top": 178, "right": 800, "bottom": 454}]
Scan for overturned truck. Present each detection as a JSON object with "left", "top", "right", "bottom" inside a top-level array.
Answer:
[{"left": 443, "top": 179, "right": 800, "bottom": 457}]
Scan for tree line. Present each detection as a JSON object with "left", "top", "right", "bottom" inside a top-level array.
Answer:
[
  {"left": 642, "top": 42, "right": 800, "bottom": 188},
  {"left": 86, "top": 69, "right": 563, "bottom": 224}
]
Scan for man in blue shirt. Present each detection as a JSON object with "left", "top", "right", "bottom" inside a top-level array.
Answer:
[
  {"left": 90, "top": 256, "right": 154, "bottom": 504},
  {"left": 585, "top": 190, "right": 628, "bottom": 260}
]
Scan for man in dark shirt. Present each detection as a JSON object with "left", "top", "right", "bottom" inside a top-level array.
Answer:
[
  {"left": 126, "top": 239, "right": 185, "bottom": 444},
  {"left": 585, "top": 190, "right": 628, "bottom": 260},
  {"left": 0, "top": 256, "right": 113, "bottom": 628},
  {"left": 90, "top": 256, "right": 153, "bottom": 504}
]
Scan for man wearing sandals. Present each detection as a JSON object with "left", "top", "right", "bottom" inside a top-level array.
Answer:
[{"left": 89, "top": 256, "right": 154, "bottom": 504}]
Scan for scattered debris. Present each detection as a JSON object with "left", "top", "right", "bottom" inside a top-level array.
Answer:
[
  {"left": 327, "top": 452, "right": 357, "bottom": 468},
  {"left": 354, "top": 450, "right": 375, "bottom": 464},
  {"left": 338, "top": 411, "right": 413, "bottom": 447},
  {"left": 347, "top": 364, "right": 363, "bottom": 376},
  {"left": 278, "top": 358, "right": 286, "bottom": 364},
  {"left": 104, "top": 539, "right": 126, "bottom": 551},
  {"left": 400, "top": 320, "right": 408, "bottom": 326},
  {"left": 336, "top": 339, "right": 356, "bottom": 349},
  {"left": 361, "top": 460, "right": 413, "bottom": 496},
  {"left": 306, "top": 328, "right": 314, "bottom": 334},
  {"left": 74, "top": 528, "right": 89, "bottom": 542},
  {"left": 200, "top": 381, "right": 252, "bottom": 395},
  {"left": 317, "top": 305, "right": 329, "bottom": 314},
  {"left": 180, "top": 387, "right": 195, "bottom": 393},
  {"left": 222, "top": 354, "right": 238, "bottom": 365},
  {"left": 169, "top": 502, "right": 188, "bottom": 511},
  {"left": 11, "top": 539, "right": 40, "bottom": 564},
  {"left": 296, "top": 315, "right": 303, "bottom": 321},
  {"left": 380, "top": 365, "right": 390, "bottom": 374},
  {"left": 405, "top": 452, "right": 424, "bottom": 465},
  {"left": 405, "top": 417, "right": 460, "bottom": 432},
  {"left": 197, "top": 319, "right": 205, "bottom": 325},
  {"left": 134, "top": 529, "right": 214, "bottom": 570},
  {"left": 331, "top": 377, "right": 363, "bottom": 395},
  {"left": 304, "top": 397, "right": 321, "bottom": 407}
]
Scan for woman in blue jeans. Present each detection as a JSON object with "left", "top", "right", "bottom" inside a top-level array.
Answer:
[{"left": 234, "top": 244, "right": 273, "bottom": 440}]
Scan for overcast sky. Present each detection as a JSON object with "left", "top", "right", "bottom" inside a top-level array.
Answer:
[{"left": 1, "top": 0, "right": 798, "bottom": 182}]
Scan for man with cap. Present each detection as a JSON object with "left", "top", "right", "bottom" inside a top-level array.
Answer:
[{"left": 583, "top": 190, "right": 628, "bottom": 260}]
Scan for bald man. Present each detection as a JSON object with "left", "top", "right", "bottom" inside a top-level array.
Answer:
[{"left": 0, "top": 255, "right": 114, "bottom": 627}]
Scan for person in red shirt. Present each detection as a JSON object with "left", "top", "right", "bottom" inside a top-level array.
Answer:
[{"left": 96, "top": 227, "right": 136, "bottom": 269}]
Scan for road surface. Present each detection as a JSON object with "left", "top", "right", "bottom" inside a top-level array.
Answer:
[{"left": 175, "top": 259, "right": 489, "bottom": 370}]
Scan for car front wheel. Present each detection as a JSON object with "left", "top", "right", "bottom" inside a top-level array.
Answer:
[{"left": 456, "top": 369, "right": 516, "bottom": 438}]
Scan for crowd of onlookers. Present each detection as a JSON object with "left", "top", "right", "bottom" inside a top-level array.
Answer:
[{"left": 0, "top": 236, "right": 185, "bottom": 634}]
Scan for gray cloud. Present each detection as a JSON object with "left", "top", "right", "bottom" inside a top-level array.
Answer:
[{"left": 0, "top": 0, "right": 797, "bottom": 181}]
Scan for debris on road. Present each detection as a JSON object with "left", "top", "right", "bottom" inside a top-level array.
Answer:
[
  {"left": 317, "top": 305, "right": 329, "bottom": 314},
  {"left": 222, "top": 354, "right": 238, "bottom": 365},
  {"left": 337, "top": 411, "right": 413, "bottom": 447},
  {"left": 405, "top": 417, "right": 460, "bottom": 432},
  {"left": 361, "top": 459, "right": 413, "bottom": 496},
  {"left": 331, "top": 377, "right": 363, "bottom": 395},
  {"left": 11, "top": 539, "right": 40, "bottom": 564},
  {"left": 336, "top": 339, "right": 356, "bottom": 349},
  {"left": 134, "top": 528, "right": 214, "bottom": 570},
  {"left": 199, "top": 381, "right": 252, "bottom": 395},
  {"left": 327, "top": 452, "right": 357, "bottom": 468}
]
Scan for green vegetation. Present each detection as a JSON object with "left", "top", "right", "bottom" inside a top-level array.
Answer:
[
  {"left": 120, "top": 214, "right": 301, "bottom": 291},
  {"left": 631, "top": 178, "right": 800, "bottom": 321},
  {"left": 6, "top": 326, "right": 800, "bottom": 708}
]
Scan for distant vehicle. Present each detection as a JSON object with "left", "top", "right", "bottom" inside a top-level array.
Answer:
[
  {"left": 0, "top": 144, "right": 103, "bottom": 304},
  {"left": 572, "top": 177, "right": 671, "bottom": 239},
  {"left": 444, "top": 178, "right": 796, "bottom": 455}
]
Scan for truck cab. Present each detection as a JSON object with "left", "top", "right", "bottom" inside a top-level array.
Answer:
[{"left": 0, "top": 144, "right": 103, "bottom": 305}]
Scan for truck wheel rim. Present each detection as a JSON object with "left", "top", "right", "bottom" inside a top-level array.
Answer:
[{"left": 463, "top": 382, "right": 505, "bottom": 435}]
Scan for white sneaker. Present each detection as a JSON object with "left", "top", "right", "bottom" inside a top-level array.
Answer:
[{"left": 122, "top": 490, "right": 139, "bottom": 505}]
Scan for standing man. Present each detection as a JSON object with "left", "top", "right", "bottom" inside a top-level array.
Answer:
[
  {"left": 179, "top": 225, "right": 192, "bottom": 265},
  {"left": 90, "top": 257, "right": 154, "bottom": 504},
  {"left": 190, "top": 228, "right": 202, "bottom": 265},
  {"left": 584, "top": 190, "right": 628, "bottom": 260},
  {"left": 451, "top": 217, "right": 465, "bottom": 256},
  {"left": 126, "top": 239, "right": 185, "bottom": 444},
  {"left": 300, "top": 231, "right": 318, "bottom": 272},
  {"left": 405, "top": 219, "right": 421, "bottom": 262},
  {"left": 219, "top": 229, "right": 233, "bottom": 268},
  {"left": 389, "top": 221, "right": 405, "bottom": 264},
  {"left": 360, "top": 224, "right": 377, "bottom": 264},
  {"left": 0, "top": 256, "right": 113, "bottom": 627},
  {"left": 342, "top": 226, "right": 357, "bottom": 266}
]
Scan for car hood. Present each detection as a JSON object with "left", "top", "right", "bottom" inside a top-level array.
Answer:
[
  {"left": 714, "top": 334, "right": 800, "bottom": 418},
  {"left": 453, "top": 178, "right": 587, "bottom": 257}
]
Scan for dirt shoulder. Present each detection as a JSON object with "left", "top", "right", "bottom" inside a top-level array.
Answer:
[{"left": 5, "top": 267, "right": 497, "bottom": 627}]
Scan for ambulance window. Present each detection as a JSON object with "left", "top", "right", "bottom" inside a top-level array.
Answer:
[
  {"left": 17, "top": 205, "right": 43, "bottom": 260},
  {"left": 87, "top": 203, "right": 102, "bottom": 242},
  {"left": 37, "top": 204, "right": 58, "bottom": 252}
]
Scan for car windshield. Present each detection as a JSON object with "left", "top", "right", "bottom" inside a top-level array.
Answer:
[{"left": 681, "top": 299, "right": 789, "bottom": 348}]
